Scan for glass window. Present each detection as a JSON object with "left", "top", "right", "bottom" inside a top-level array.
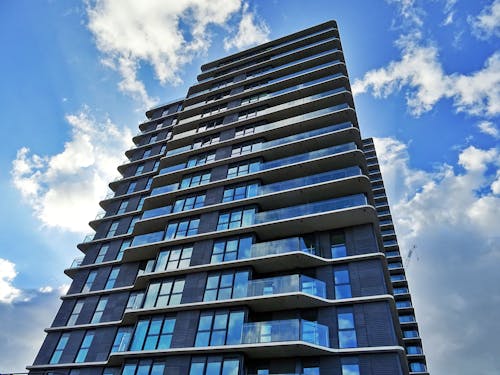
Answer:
[
  {"left": 194, "top": 310, "right": 244, "bottom": 347},
  {"left": 82, "top": 270, "right": 97, "bottom": 293},
  {"left": 241, "top": 92, "right": 268, "bottom": 105},
  {"left": 409, "top": 362, "right": 427, "bottom": 372},
  {"left": 331, "top": 232, "right": 347, "bottom": 258},
  {"left": 91, "top": 296, "right": 108, "bottom": 323},
  {"left": 204, "top": 271, "right": 249, "bottom": 301},
  {"left": 303, "top": 368, "right": 320, "bottom": 375},
  {"left": 201, "top": 103, "right": 227, "bottom": 117},
  {"left": 216, "top": 208, "right": 255, "bottom": 230},
  {"left": 338, "top": 309, "right": 357, "bottom": 348},
  {"left": 50, "top": 332, "right": 70, "bottom": 364},
  {"left": 227, "top": 160, "right": 260, "bottom": 178},
  {"left": 403, "top": 329, "right": 419, "bottom": 338},
  {"left": 117, "top": 200, "right": 129, "bottom": 215},
  {"left": 334, "top": 267, "right": 352, "bottom": 299},
  {"left": 127, "top": 182, "right": 137, "bottom": 194},
  {"left": 117, "top": 239, "right": 132, "bottom": 261},
  {"left": 341, "top": 364, "right": 360, "bottom": 375},
  {"left": 154, "top": 245, "right": 193, "bottom": 271},
  {"left": 67, "top": 300, "right": 84, "bottom": 326},
  {"left": 160, "top": 144, "right": 167, "bottom": 155},
  {"left": 107, "top": 220, "right": 120, "bottom": 237},
  {"left": 75, "top": 331, "right": 95, "bottom": 363},
  {"left": 197, "top": 117, "right": 224, "bottom": 133},
  {"left": 135, "top": 164, "right": 144, "bottom": 176},
  {"left": 130, "top": 316, "right": 176, "bottom": 351},
  {"left": 388, "top": 262, "right": 403, "bottom": 269},
  {"left": 143, "top": 148, "right": 152, "bottom": 158},
  {"left": 105, "top": 267, "right": 120, "bottom": 289},
  {"left": 95, "top": 244, "right": 109, "bottom": 263},
  {"left": 111, "top": 327, "right": 133, "bottom": 353},
  {"left": 222, "top": 182, "right": 259, "bottom": 202},
  {"left": 145, "top": 177, "right": 153, "bottom": 190},
  {"left": 211, "top": 236, "right": 253, "bottom": 263},
  {"left": 152, "top": 160, "right": 160, "bottom": 171},
  {"left": 193, "top": 134, "right": 220, "bottom": 149},
  {"left": 235, "top": 124, "right": 256, "bottom": 137},
  {"left": 143, "top": 278, "right": 185, "bottom": 308},
  {"left": 189, "top": 357, "right": 240, "bottom": 375},
  {"left": 173, "top": 193, "right": 206, "bottom": 212},
  {"left": 407, "top": 346, "right": 423, "bottom": 354},
  {"left": 150, "top": 134, "right": 158, "bottom": 143},
  {"left": 180, "top": 171, "right": 212, "bottom": 189},
  {"left": 399, "top": 315, "right": 416, "bottom": 323},
  {"left": 121, "top": 360, "right": 166, "bottom": 375},
  {"left": 128, "top": 216, "right": 140, "bottom": 234},
  {"left": 165, "top": 218, "right": 200, "bottom": 239},
  {"left": 231, "top": 141, "right": 261, "bottom": 156},
  {"left": 127, "top": 291, "right": 145, "bottom": 310},
  {"left": 137, "top": 196, "right": 146, "bottom": 211},
  {"left": 187, "top": 152, "right": 216, "bottom": 168}
]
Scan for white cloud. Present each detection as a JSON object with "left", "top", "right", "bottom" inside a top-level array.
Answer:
[
  {"left": 352, "top": 38, "right": 500, "bottom": 117},
  {"left": 387, "top": 0, "right": 425, "bottom": 29},
  {"left": 0, "top": 259, "right": 21, "bottom": 304},
  {"left": 224, "top": 2, "right": 270, "bottom": 51},
  {"left": 478, "top": 120, "right": 500, "bottom": 139},
  {"left": 469, "top": 0, "right": 500, "bottom": 39},
  {"left": 374, "top": 137, "right": 500, "bottom": 374},
  {"left": 442, "top": 0, "right": 457, "bottom": 26},
  {"left": 86, "top": 0, "right": 267, "bottom": 106},
  {"left": 11, "top": 107, "right": 133, "bottom": 233}
]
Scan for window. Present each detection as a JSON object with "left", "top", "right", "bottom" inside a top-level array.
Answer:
[
  {"left": 105, "top": 267, "right": 120, "bottom": 289},
  {"left": 409, "top": 362, "right": 427, "bottom": 372},
  {"left": 107, "top": 220, "right": 120, "bottom": 237},
  {"left": 407, "top": 346, "right": 423, "bottom": 354},
  {"left": 206, "top": 90, "right": 230, "bottom": 103},
  {"left": 235, "top": 124, "right": 256, "bottom": 137},
  {"left": 152, "top": 160, "right": 160, "bottom": 171},
  {"left": 122, "top": 359, "right": 166, "bottom": 375},
  {"left": 403, "top": 329, "right": 419, "bottom": 338},
  {"left": 95, "top": 244, "right": 109, "bottom": 263},
  {"left": 197, "top": 117, "right": 223, "bottom": 133},
  {"left": 150, "top": 134, "right": 158, "bottom": 143},
  {"left": 399, "top": 315, "right": 416, "bottom": 323},
  {"left": 331, "top": 232, "right": 347, "bottom": 258},
  {"left": 337, "top": 308, "right": 357, "bottom": 348},
  {"left": 67, "top": 300, "right": 84, "bottom": 326},
  {"left": 154, "top": 245, "right": 193, "bottom": 271},
  {"left": 227, "top": 160, "right": 260, "bottom": 178},
  {"left": 189, "top": 357, "right": 240, "bottom": 375},
  {"left": 180, "top": 171, "right": 212, "bottom": 188},
  {"left": 173, "top": 193, "right": 206, "bottom": 212},
  {"left": 117, "top": 239, "right": 132, "bottom": 261},
  {"left": 187, "top": 151, "right": 216, "bottom": 168},
  {"left": 241, "top": 92, "right": 268, "bottom": 105},
  {"left": 117, "top": 200, "right": 129, "bottom": 215},
  {"left": 209, "top": 79, "right": 232, "bottom": 91},
  {"left": 231, "top": 141, "right": 261, "bottom": 156},
  {"left": 145, "top": 177, "right": 153, "bottom": 190},
  {"left": 111, "top": 327, "right": 133, "bottom": 353},
  {"left": 82, "top": 271, "right": 97, "bottom": 293},
  {"left": 390, "top": 274, "right": 406, "bottom": 282},
  {"left": 396, "top": 300, "right": 412, "bottom": 308},
  {"left": 341, "top": 364, "right": 360, "bottom": 375},
  {"left": 135, "top": 164, "right": 145, "bottom": 176},
  {"left": 394, "top": 287, "right": 409, "bottom": 295},
  {"left": 204, "top": 271, "right": 249, "bottom": 301},
  {"left": 334, "top": 267, "right": 352, "bottom": 299},
  {"left": 165, "top": 217, "right": 200, "bottom": 239},
  {"left": 211, "top": 236, "right": 253, "bottom": 263},
  {"left": 217, "top": 208, "right": 255, "bottom": 230},
  {"left": 160, "top": 144, "right": 167, "bottom": 155},
  {"left": 137, "top": 196, "right": 146, "bottom": 211},
  {"left": 143, "top": 148, "right": 152, "bottom": 158},
  {"left": 222, "top": 182, "right": 259, "bottom": 202},
  {"left": 143, "top": 278, "right": 185, "bottom": 308},
  {"left": 49, "top": 333, "right": 70, "bottom": 364},
  {"left": 202, "top": 103, "right": 227, "bottom": 117},
  {"left": 75, "top": 331, "right": 95, "bottom": 363},
  {"left": 127, "top": 182, "right": 137, "bottom": 194},
  {"left": 127, "top": 216, "right": 140, "bottom": 234},
  {"left": 193, "top": 134, "right": 220, "bottom": 149},
  {"left": 238, "top": 106, "right": 266, "bottom": 120},
  {"left": 130, "top": 316, "right": 176, "bottom": 351},
  {"left": 194, "top": 310, "right": 244, "bottom": 347},
  {"left": 91, "top": 296, "right": 108, "bottom": 323},
  {"left": 303, "top": 368, "right": 320, "bottom": 375},
  {"left": 127, "top": 291, "right": 144, "bottom": 310},
  {"left": 388, "top": 262, "right": 403, "bottom": 269}
]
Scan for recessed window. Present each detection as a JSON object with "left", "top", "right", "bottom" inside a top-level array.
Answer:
[
  {"left": 187, "top": 152, "right": 216, "bottom": 168},
  {"left": 122, "top": 359, "right": 166, "bottom": 375},
  {"left": 142, "top": 148, "right": 152, "bottom": 158},
  {"left": 331, "top": 232, "right": 347, "bottom": 258},
  {"left": 227, "top": 160, "right": 260, "bottom": 178},
  {"left": 211, "top": 236, "right": 253, "bottom": 263},
  {"left": 193, "top": 134, "right": 220, "bottom": 149},
  {"left": 135, "top": 164, "right": 144, "bottom": 176},
  {"left": 154, "top": 245, "right": 193, "bottom": 271},
  {"left": 197, "top": 117, "right": 223, "bottom": 133},
  {"left": 231, "top": 141, "right": 262, "bottom": 156},
  {"left": 217, "top": 208, "right": 255, "bottom": 230},
  {"left": 341, "top": 364, "right": 360, "bottom": 375},
  {"left": 145, "top": 177, "right": 153, "bottom": 190},
  {"left": 127, "top": 216, "right": 140, "bottom": 234},
  {"left": 117, "top": 239, "right": 132, "bottom": 261},
  {"left": 105, "top": 267, "right": 120, "bottom": 289},
  {"left": 111, "top": 327, "right": 133, "bottom": 353},
  {"left": 117, "top": 200, "right": 129, "bottom": 215},
  {"left": 189, "top": 357, "right": 240, "bottom": 375},
  {"left": 235, "top": 124, "right": 256, "bottom": 137},
  {"left": 95, "top": 244, "right": 109, "bottom": 263},
  {"left": 143, "top": 278, "right": 185, "bottom": 308},
  {"left": 173, "top": 193, "right": 206, "bottom": 212},
  {"left": 127, "top": 182, "right": 137, "bottom": 194},
  {"left": 222, "top": 182, "right": 259, "bottom": 202},
  {"left": 194, "top": 310, "right": 244, "bottom": 347},
  {"left": 165, "top": 217, "right": 200, "bottom": 239},
  {"left": 136, "top": 196, "right": 146, "bottom": 211},
  {"left": 82, "top": 271, "right": 97, "bottom": 293},
  {"left": 130, "top": 316, "right": 176, "bottom": 351},
  {"left": 67, "top": 300, "right": 84, "bottom": 326},
  {"left": 107, "top": 221, "right": 120, "bottom": 237},
  {"left": 75, "top": 330, "right": 94, "bottom": 363},
  {"left": 180, "top": 172, "right": 212, "bottom": 188},
  {"left": 49, "top": 332, "right": 70, "bottom": 364},
  {"left": 337, "top": 308, "right": 357, "bottom": 348},
  {"left": 91, "top": 296, "right": 108, "bottom": 323},
  {"left": 204, "top": 271, "right": 249, "bottom": 301},
  {"left": 334, "top": 267, "right": 352, "bottom": 299}
]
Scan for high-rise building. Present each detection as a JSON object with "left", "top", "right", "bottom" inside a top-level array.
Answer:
[{"left": 28, "top": 20, "right": 428, "bottom": 375}]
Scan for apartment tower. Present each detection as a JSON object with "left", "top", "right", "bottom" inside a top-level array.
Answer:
[{"left": 29, "top": 21, "right": 429, "bottom": 375}]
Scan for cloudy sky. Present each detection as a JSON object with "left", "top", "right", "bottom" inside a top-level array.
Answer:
[{"left": 0, "top": 0, "right": 499, "bottom": 373}]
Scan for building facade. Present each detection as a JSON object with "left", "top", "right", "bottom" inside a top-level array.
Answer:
[{"left": 29, "top": 21, "right": 428, "bottom": 375}]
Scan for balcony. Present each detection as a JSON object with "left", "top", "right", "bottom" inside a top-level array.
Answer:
[{"left": 69, "top": 257, "right": 84, "bottom": 269}]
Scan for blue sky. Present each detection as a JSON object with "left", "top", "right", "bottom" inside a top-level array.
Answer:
[{"left": 0, "top": 0, "right": 499, "bottom": 373}]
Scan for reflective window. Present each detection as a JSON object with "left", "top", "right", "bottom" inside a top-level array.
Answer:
[
  {"left": 403, "top": 329, "right": 419, "bottom": 338},
  {"left": 127, "top": 182, "right": 137, "bottom": 194},
  {"left": 303, "top": 368, "right": 320, "bottom": 375},
  {"left": 217, "top": 208, "right": 255, "bottom": 230},
  {"left": 341, "top": 364, "right": 360, "bottom": 375},
  {"left": 197, "top": 117, "right": 224, "bottom": 133},
  {"left": 211, "top": 236, "right": 253, "bottom": 263},
  {"left": 150, "top": 134, "right": 158, "bottom": 143},
  {"left": 91, "top": 296, "right": 108, "bottom": 323},
  {"left": 143, "top": 278, "right": 185, "bottom": 308},
  {"left": 165, "top": 218, "right": 200, "bottom": 239},
  {"left": 399, "top": 315, "right": 416, "bottom": 323},
  {"left": 127, "top": 216, "right": 140, "bottom": 234},
  {"left": 241, "top": 92, "right": 269, "bottom": 105},
  {"left": 238, "top": 106, "right": 266, "bottom": 120},
  {"left": 331, "top": 232, "right": 347, "bottom": 258},
  {"left": 388, "top": 262, "right": 403, "bottom": 269},
  {"left": 407, "top": 346, "right": 423, "bottom": 354},
  {"left": 67, "top": 300, "right": 84, "bottom": 326},
  {"left": 95, "top": 244, "right": 109, "bottom": 263},
  {"left": 222, "top": 182, "right": 259, "bottom": 202},
  {"left": 193, "top": 134, "right": 220, "bottom": 149},
  {"left": 105, "top": 267, "right": 120, "bottom": 289},
  {"left": 390, "top": 274, "right": 406, "bottom": 282},
  {"left": 202, "top": 103, "right": 227, "bottom": 117},
  {"left": 82, "top": 270, "right": 98, "bottom": 293},
  {"left": 75, "top": 330, "right": 95, "bottom": 363},
  {"left": 152, "top": 160, "right": 160, "bottom": 171},
  {"left": 111, "top": 327, "right": 133, "bottom": 352},
  {"left": 334, "top": 267, "right": 352, "bottom": 299},
  {"left": 394, "top": 287, "right": 409, "bottom": 295},
  {"left": 195, "top": 310, "right": 244, "bottom": 347},
  {"left": 143, "top": 148, "right": 152, "bottom": 158},
  {"left": 189, "top": 357, "right": 240, "bottom": 375},
  {"left": 410, "top": 362, "right": 427, "bottom": 372},
  {"left": 127, "top": 292, "right": 144, "bottom": 310},
  {"left": 227, "top": 160, "right": 260, "bottom": 178},
  {"left": 154, "top": 245, "right": 193, "bottom": 271},
  {"left": 173, "top": 193, "right": 206, "bottom": 212},
  {"left": 121, "top": 360, "right": 166, "bottom": 375},
  {"left": 117, "top": 200, "right": 129, "bottom": 215},
  {"left": 396, "top": 300, "right": 412, "bottom": 308},
  {"left": 117, "top": 239, "right": 132, "bottom": 261},
  {"left": 235, "top": 124, "right": 256, "bottom": 137},
  {"left": 160, "top": 144, "right": 167, "bottom": 155},
  {"left": 181, "top": 172, "right": 212, "bottom": 188},
  {"left": 145, "top": 177, "right": 153, "bottom": 190},
  {"left": 204, "top": 271, "right": 249, "bottom": 301},
  {"left": 107, "top": 220, "right": 120, "bottom": 237},
  {"left": 130, "top": 316, "right": 176, "bottom": 351},
  {"left": 50, "top": 332, "right": 70, "bottom": 364},
  {"left": 231, "top": 141, "right": 262, "bottom": 156},
  {"left": 187, "top": 152, "right": 216, "bottom": 168},
  {"left": 135, "top": 164, "right": 145, "bottom": 176},
  {"left": 137, "top": 196, "right": 146, "bottom": 211},
  {"left": 338, "top": 309, "right": 357, "bottom": 348}
]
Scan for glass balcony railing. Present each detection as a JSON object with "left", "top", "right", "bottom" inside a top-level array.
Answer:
[
  {"left": 158, "top": 163, "right": 185, "bottom": 175},
  {"left": 250, "top": 236, "right": 318, "bottom": 258},
  {"left": 150, "top": 183, "right": 178, "bottom": 196},
  {"left": 246, "top": 275, "right": 326, "bottom": 299},
  {"left": 131, "top": 231, "right": 164, "bottom": 247},
  {"left": 69, "top": 257, "right": 84, "bottom": 268},
  {"left": 242, "top": 319, "right": 329, "bottom": 347},
  {"left": 82, "top": 233, "right": 95, "bottom": 243},
  {"left": 141, "top": 205, "right": 173, "bottom": 220},
  {"left": 383, "top": 240, "right": 398, "bottom": 247}
]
